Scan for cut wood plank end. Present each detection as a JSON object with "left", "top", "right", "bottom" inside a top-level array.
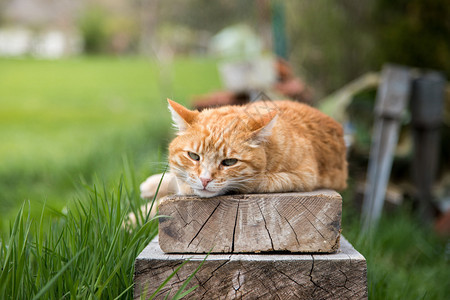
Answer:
[
  {"left": 158, "top": 190, "right": 342, "bottom": 254},
  {"left": 134, "top": 236, "right": 367, "bottom": 299}
]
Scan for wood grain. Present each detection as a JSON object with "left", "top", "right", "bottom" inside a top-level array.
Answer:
[
  {"left": 158, "top": 190, "right": 342, "bottom": 253},
  {"left": 134, "top": 236, "right": 367, "bottom": 299}
]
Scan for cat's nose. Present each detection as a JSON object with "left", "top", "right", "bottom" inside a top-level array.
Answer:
[{"left": 200, "top": 177, "right": 212, "bottom": 188}]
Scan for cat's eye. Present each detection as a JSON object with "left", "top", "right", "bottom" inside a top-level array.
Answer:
[
  {"left": 221, "top": 158, "right": 238, "bottom": 166},
  {"left": 188, "top": 152, "right": 200, "bottom": 161}
]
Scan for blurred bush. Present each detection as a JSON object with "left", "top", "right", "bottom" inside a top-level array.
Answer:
[
  {"left": 285, "top": 0, "right": 449, "bottom": 97},
  {"left": 78, "top": 6, "right": 109, "bottom": 54},
  {"left": 285, "top": 0, "right": 375, "bottom": 97},
  {"left": 373, "top": 0, "right": 450, "bottom": 74},
  {"left": 78, "top": 5, "right": 139, "bottom": 54}
]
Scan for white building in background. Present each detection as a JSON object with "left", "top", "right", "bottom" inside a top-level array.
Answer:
[
  {"left": 0, "top": 27, "right": 31, "bottom": 56},
  {"left": 0, "top": 27, "right": 82, "bottom": 58},
  {"left": 0, "top": 0, "right": 82, "bottom": 58},
  {"left": 33, "top": 29, "right": 82, "bottom": 58}
]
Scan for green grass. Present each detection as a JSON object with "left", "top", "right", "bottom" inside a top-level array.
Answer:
[
  {"left": 0, "top": 170, "right": 152, "bottom": 299},
  {"left": 0, "top": 56, "right": 221, "bottom": 229},
  {"left": 341, "top": 190, "right": 450, "bottom": 299},
  {"left": 0, "top": 56, "right": 221, "bottom": 299},
  {"left": 0, "top": 162, "right": 201, "bottom": 299},
  {"left": 0, "top": 56, "right": 448, "bottom": 299}
]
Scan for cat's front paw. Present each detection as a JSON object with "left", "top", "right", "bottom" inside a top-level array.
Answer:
[
  {"left": 140, "top": 174, "right": 160, "bottom": 199},
  {"left": 140, "top": 172, "right": 177, "bottom": 199}
]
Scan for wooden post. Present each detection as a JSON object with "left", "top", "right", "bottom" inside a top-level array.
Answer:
[
  {"left": 134, "top": 236, "right": 367, "bottom": 299},
  {"left": 362, "top": 65, "right": 411, "bottom": 231},
  {"left": 158, "top": 190, "right": 342, "bottom": 253},
  {"left": 410, "top": 71, "right": 446, "bottom": 222}
]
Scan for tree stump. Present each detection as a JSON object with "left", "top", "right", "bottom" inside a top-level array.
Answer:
[
  {"left": 134, "top": 236, "right": 367, "bottom": 299},
  {"left": 158, "top": 190, "right": 342, "bottom": 253}
]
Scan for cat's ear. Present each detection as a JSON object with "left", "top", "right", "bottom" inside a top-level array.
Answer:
[
  {"left": 250, "top": 114, "right": 278, "bottom": 144},
  {"left": 167, "top": 99, "right": 199, "bottom": 132}
]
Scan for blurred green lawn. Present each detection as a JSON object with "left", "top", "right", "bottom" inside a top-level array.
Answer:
[
  {"left": 0, "top": 56, "right": 448, "bottom": 299},
  {"left": 0, "top": 56, "right": 221, "bottom": 228}
]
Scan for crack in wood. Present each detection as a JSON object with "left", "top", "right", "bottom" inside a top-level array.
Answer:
[
  {"left": 306, "top": 217, "right": 329, "bottom": 244},
  {"left": 273, "top": 266, "right": 303, "bottom": 287},
  {"left": 308, "top": 255, "right": 319, "bottom": 295},
  {"left": 136, "top": 236, "right": 367, "bottom": 299},
  {"left": 187, "top": 202, "right": 221, "bottom": 248},
  {"left": 177, "top": 219, "right": 201, "bottom": 233},
  {"left": 231, "top": 199, "right": 240, "bottom": 252},
  {"left": 135, "top": 261, "right": 183, "bottom": 277},
  {"left": 308, "top": 255, "right": 333, "bottom": 297},
  {"left": 274, "top": 206, "right": 301, "bottom": 246},
  {"left": 295, "top": 204, "right": 332, "bottom": 248},
  {"left": 201, "top": 259, "right": 230, "bottom": 286},
  {"left": 175, "top": 206, "right": 188, "bottom": 224},
  {"left": 299, "top": 202, "right": 327, "bottom": 224},
  {"left": 172, "top": 265, "right": 182, "bottom": 282},
  {"left": 257, "top": 202, "right": 274, "bottom": 250},
  {"left": 290, "top": 205, "right": 331, "bottom": 248},
  {"left": 339, "top": 269, "right": 354, "bottom": 294},
  {"left": 159, "top": 192, "right": 342, "bottom": 253},
  {"left": 232, "top": 271, "right": 242, "bottom": 298},
  {"left": 155, "top": 286, "right": 172, "bottom": 299}
]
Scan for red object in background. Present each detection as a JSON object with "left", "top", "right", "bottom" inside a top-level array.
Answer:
[
  {"left": 192, "top": 58, "right": 313, "bottom": 110},
  {"left": 274, "top": 77, "right": 312, "bottom": 104},
  {"left": 192, "top": 91, "right": 249, "bottom": 111},
  {"left": 275, "top": 58, "right": 294, "bottom": 81},
  {"left": 435, "top": 210, "right": 450, "bottom": 237}
]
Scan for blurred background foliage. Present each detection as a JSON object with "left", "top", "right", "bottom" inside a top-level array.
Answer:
[
  {"left": 374, "top": 0, "right": 450, "bottom": 73},
  {"left": 286, "top": 0, "right": 450, "bottom": 96},
  {"left": 2, "top": 0, "right": 448, "bottom": 94}
]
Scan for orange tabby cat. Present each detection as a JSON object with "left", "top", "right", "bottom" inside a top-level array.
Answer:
[{"left": 140, "top": 99, "right": 347, "bottom": 201}]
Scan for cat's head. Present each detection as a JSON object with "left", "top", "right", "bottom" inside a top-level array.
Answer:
[{"left": 167, "top": 99, "right": 277, "bottom": 197}]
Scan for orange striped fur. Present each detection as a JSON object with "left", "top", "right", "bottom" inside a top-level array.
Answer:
[{"left": 141, "top": 99, "right": 347, "bottom": 199}]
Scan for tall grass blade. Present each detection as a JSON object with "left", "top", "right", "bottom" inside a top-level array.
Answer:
[
  {"left": 148, "top": 260, "right": 189, "bottom": 300},
  {"left": 145, "top": 166, "right": 167, "bottom": 224},
  {"left": 113, "top": 282, "right": 134, "bottom": 300},
  {"left": 171, "top": 253, "right": 209, "bottom": 300},
  {"left": 31, "top": 247, "right": 86, "bottom": 300}
]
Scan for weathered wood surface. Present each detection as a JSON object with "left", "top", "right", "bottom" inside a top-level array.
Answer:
[
  {"left": 410, "top": 71, "right": 446, "bottom": 222},
  {"left": 134, "top": 236, "right": 367, "bottom": 299},
  {"left": 362, "top": 64, "right": 411, "bottom": 231},
  {"left": 158, "top": 190, "right": 342, "bottom": 253}
]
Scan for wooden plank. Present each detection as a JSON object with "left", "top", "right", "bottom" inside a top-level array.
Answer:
[
  {"left": 362, "top": 65, "right": 411, "bottom": 231},
  {"left": 410, "top": 71, "right": 446, "bottom": 222},
  {"left": 410, "top": 71, "right": 446, "bottom": 127},
  {"left": 158, "top": 190, "right": 342, "bottom": 253},
  {"left": 374, "top": 64, "right": 411, "bottom": 118},
  {"left": 134, "top": 236, "right": 367, "bottom": 299}
]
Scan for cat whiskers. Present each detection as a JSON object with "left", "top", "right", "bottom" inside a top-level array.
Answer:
[
  {"left": 225, "top": 176, "right": 257, "bottom": 192},
  {"left": 171, "top": 166, "right": 206, "bottom": 190},
  {"left": 145, "top": 161, "right": 169, "bottom": 173},
  {"left": 170, "top": 165, "right": 257, "bottom": 194},
  {"left": 230, "top": 176, "right": 257, "bottom": 184},
  {"left": 170, "top": 166, "right": 189, "bottom": 181}
]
